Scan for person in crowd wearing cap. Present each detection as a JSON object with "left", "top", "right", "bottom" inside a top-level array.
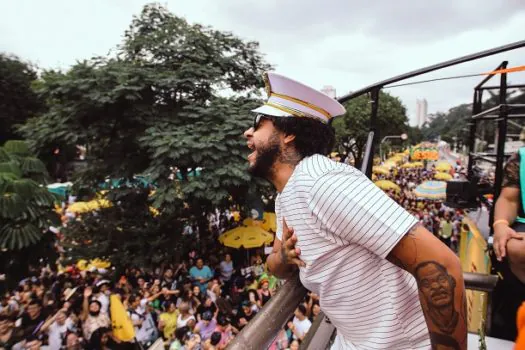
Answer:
[
  {"left": 243, "top": 72, "right": 466, "bottom": 349},
  {"left": 256, "top": 279, "right": 272, "bottom": 307},
  {"left": 80, "top": 287, "right": 109, "bottom": 341},
  {"left": 491, "top": 131, "right": 525, "bottom": 341},
  {"left": 194, "top": 310, "right": 217, "bottom": 341},
  {"left": 94, "top": 280, "right": 111, "bottom": 314}
]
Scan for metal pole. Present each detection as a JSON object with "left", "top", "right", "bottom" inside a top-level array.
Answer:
[
  {"left": 366, "top": 89, "right": 380, "bottom": 178},
  {"left": 491, "top": 61, "right": 508, "bottom": 230},
  {"left": 226, "top": 273, "right": 307, "bottom": 350},
  {"left": 467, "top": 89, "right": 482, "bottom": 179}
]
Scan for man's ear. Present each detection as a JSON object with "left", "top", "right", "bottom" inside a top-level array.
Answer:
[{"left": 283, "top": 134, "right": 296, "bottom": 145}]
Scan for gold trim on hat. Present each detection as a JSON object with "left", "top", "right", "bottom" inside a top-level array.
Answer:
[
  {"left": 264, "top": 102, "right": 328, "bottom": 124},
  {"left": 270, "top": 92, "right": 331, "bottom": 119}
]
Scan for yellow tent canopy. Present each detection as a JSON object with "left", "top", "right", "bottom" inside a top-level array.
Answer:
[
  {"left": 218, "top": 226, "right": 274, "bottom": 249},
  {"left": 67, "top": 199, "right": 112, "bottom": 214},
  {"left": 435, "top": 162, "right": 452, "bottom": 172},
  {"left": 374, "top": 180, "right": 401, "bottom": 193},
  {"left": 372, "top": 166, "right": 390, "bottom": 175},
  {"left": 434, "top": 172, "right": 453, "bottom": 181}
]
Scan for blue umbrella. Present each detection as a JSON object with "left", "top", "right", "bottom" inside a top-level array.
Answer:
[{"left": 414, "top": 181, "right": 446, "bottom": 200}]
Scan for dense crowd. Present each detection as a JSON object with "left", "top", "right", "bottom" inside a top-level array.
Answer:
[{"left": 376, "top": 161, "right": 466, "bottom": 252}]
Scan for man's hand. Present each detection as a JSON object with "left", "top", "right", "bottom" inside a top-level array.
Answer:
[
  {"left": 493, "top": 223, "right": 523, "bottom": 261},
  {"left": 83, "top": 287, "right": 92, "bottom": 299},
  {"left": 281, "top": 219, "right": 305, "bottom": 268}
]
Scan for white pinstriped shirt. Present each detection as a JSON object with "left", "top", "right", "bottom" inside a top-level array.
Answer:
[{"left": 276, "top": 155, "right": 430, "bottom": 349}]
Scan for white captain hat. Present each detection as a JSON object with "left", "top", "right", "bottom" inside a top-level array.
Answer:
[{"left": 252, "top": 72, "right": 346, "bottom": 124}]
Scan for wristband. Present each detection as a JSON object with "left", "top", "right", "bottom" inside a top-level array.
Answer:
[{"left": 493, "top": 219, "right": 509, "bottom": 228}]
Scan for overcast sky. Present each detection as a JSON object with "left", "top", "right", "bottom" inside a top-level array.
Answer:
[{"left": 1, "top": 0, "right": 525, "bottom": 125}]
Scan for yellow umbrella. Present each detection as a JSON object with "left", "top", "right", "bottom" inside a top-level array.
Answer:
[
  {"left": 434, "top": 172, "right": 453, "bottom": 181},
  {"left": 372, "top": 166, "right": 390, "bottom": 175},
  {"left": 401, "top": 162, "right": 425, "bottom": 169},
  {"left": 67, "top": 199, "right": 112, "bottom": 214},
  {"left": 219, "top": 226, "right": 274, "bottom": 249},
  {"left": 382, "top": 161, "right": 397, "bottom": 169},
  {"left": 261, "top": 212, "right": 277, "bottom": 232},
  {"left": 435, "top": 162, "right": 452, "bottom": 172},
  {"left": 374, "top": 180, "right": 401, "bottom": 193}
]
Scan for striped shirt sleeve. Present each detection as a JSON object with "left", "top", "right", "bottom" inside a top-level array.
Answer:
[
  {"left": 275, "top": 194, "right": 283, "bottom": 241},
  {"left": 307, "top": 170, "right": 418, "bottom": 258}
]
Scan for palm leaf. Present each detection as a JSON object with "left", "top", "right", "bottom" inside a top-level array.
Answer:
[
  {"left": 20, "top": 157, "right": 48, "bottom": 176},
  {"left": 0, "top": 223, "right": 42, "bottom": 250},
  {"left": 6, "top": 179, "right": 40, "bottom": 199},
  {"left": 3, "top": 140, "right": 30, "bottom": 157},
  {"left": 0, "top": 161, "right": 22, "bottom": 178},
  {"left": 0, "top": 193, "right": 25, "bottom": 219},
  {"left": 0, "top": 148, "right": 10, "bottom": 162}
]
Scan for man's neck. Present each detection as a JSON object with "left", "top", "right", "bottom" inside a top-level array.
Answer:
[{"left": 270, "top": 162, "right": 298, "bottom": 193}]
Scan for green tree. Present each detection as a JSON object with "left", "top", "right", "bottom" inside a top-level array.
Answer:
[
  {"left": 0, "top": 140, "right": 59, "bottom": 286},
  {"left": 19, "top": 4, "right": 271, "bottom": 266},
  {"left": 332, "top": 91, "right": 410, "bottom": 166},
  {"left": 0, "top": 54, "right": 44, "bottom": 143}
]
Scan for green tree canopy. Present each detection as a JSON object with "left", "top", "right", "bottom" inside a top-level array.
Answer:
[
  {"left": 0, "top": 54, "right": 44, "bottom": 143},
  {"left": 18, "top": 4, "right": 271, "bottom": 266},
  {"left": 332, "top": 91, "right": 410, "bottom": 166}
]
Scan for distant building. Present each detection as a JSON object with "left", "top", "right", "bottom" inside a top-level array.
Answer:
[
  {"left": 321, "top": 85, "right": 336, "bottom": 98},
  {"left": 416, "top": 99, "right": 428, "bottom": 127}
]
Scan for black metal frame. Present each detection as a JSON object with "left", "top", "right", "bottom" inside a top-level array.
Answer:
[{"left": 227, "top": 40, "right": 525, "bottom": 350}]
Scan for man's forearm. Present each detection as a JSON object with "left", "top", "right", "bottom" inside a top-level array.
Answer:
[
  {"left": 266, "top": 252, "right": 297, "bottom": 279},
  {"left": 415, "top": 258, "right": 467, "bottom": 350}
]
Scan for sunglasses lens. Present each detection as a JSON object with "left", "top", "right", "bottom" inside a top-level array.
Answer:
[{"left": 253, "top": 114, "right": 262, "bottom": 130}]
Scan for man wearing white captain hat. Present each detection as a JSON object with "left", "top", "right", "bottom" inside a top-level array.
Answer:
[{"left": 243, "top": 72, "right": 466, "bottom": 349}]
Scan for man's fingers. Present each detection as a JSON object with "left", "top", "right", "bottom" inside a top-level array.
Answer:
[
  {"left": 291, "top": 258, "right": 306, "bottom": 268},
  {"left": 511, "top": 232, "right": 524, "bottom": 240},
  {"left": 285, "top": 234, "right": 297, "bottom": 249}
]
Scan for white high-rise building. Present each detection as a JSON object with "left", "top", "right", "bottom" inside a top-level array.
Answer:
[
  {"left": 416, "top": 99, "right": 428, "bottom": 128},
  {"left": 321, "top": 85, "right": 336, "bottom": 98}
]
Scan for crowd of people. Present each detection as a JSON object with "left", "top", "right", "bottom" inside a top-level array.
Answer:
[
  {"left": 376, "top": 160, "right": 466, "bottom": 253},
  {"left": 0, "top": 156, "right": 466, "bottom": 350}
]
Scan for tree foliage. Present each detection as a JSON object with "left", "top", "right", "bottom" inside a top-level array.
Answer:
[
  {"left": 332, "top": 91, "right": 410, "bottom": 166},
  {"left": 0, "top": 54, "right": 44, "bottom": 143},
  {"left": 0, "top": 140, "right": 59, "bottom": 250},
  {"left": 18, "top": 4, "right": 271, "bottom": 266}
]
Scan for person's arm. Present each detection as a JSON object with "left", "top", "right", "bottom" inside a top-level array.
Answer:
[
  {"left": 80, "top": 287, "right": 92, "bottom": 321},
  {"left": 386, "top": 224, "right": 467, "bottom": 350},
  {"left": 493, "top": 187, "right": 524, "bottom": 261},
  {"left": 266, "top": 220, "right": 305, "bottom": 279}
]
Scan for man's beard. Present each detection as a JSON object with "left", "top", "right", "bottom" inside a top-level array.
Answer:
[
  {"left": 89, "top": 310, "right": 100, "bottom": 317},
  {"left": 248, "top": 134, "right": 281, "bottom": 179}
]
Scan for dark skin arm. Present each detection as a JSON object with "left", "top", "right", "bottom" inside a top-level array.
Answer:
[{"left": 387, "top": 224, "right": 467, "bottom": 350}]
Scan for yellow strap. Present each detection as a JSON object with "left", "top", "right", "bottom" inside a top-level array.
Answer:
[{"left": 270, "top": 92, "right": 332, "bottom": 119}]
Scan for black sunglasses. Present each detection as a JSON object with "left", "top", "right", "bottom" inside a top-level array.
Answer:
[{"left": 253, "top": 114, "right": 273, "bottom": 131}]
